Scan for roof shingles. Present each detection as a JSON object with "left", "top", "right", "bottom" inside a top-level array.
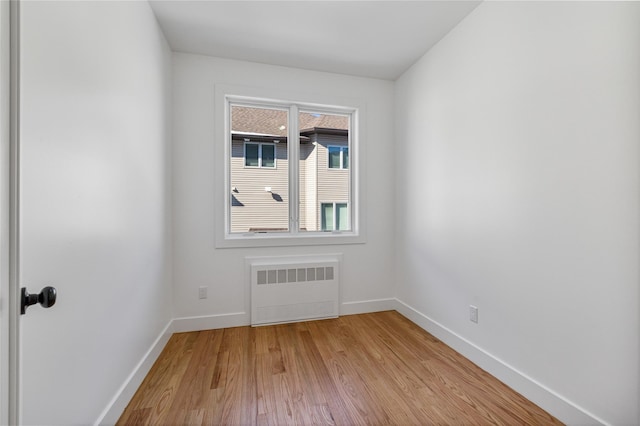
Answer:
[{"left": 232, "top": 106, "right": 348, "bottom": 137}]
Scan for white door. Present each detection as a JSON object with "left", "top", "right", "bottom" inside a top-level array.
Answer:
[
  {"left": 16, "top": 2, "right": 99, "bottom": 422},
  {"left": 0, "top": 4, "right": 58, "bottom": 423},
  {"left": 14, "top": 1, "right": 173, "bottom": 424},
  {"left": 5, "top": 1, "right": 64, "bottom": 423}
]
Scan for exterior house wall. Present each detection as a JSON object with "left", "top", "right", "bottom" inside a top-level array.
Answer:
[
  {"left": 230, "top": 140, "right": 289, "bottom": 232},
  {"left": 301, "top": 141, "right": 315, "bottom": 230},
  {"left": 230, "top": 133, "right": 348, "bottom": 233},
  {"left": 316, "top": 135, "right": 349, "bottom": 228}
]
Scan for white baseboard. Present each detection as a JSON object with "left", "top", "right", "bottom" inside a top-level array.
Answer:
[
  {"left": 94, "top": 320, "right": 174, "bottom": 426},
  {"left": 170, "top": 301, "right": 398, "bottom": 331},
  {"left": 394, "top": 299, "right": 607, "bottom": 426},
  {"left": 172, "top": 311, "right": 249, "bottom": 333},
  {"left": 340, "top": 297, "right": 396, "bottom": 316}
]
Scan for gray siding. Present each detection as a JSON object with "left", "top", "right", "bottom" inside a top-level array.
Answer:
[
  {"left": 229, "top": 133, "right": 349, "bottom": 233},
  {"left": 230, "top": 140, "right": 289, "bottom": 232},
  {"left": 301, "top": 140, "right": 318, "bottom": 231},
  {"left": 316, "top": 135, "right": 350, "bottom": 229}
]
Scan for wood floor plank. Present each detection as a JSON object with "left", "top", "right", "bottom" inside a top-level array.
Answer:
[
  {"left": 305, "top": 319, "right": 391, "bottom": 425},
  {"left": 276, "top": 324, "right": 327, "bottom": 425},
  {"left": 118, "top": 311, "right": 563, "bottom": 426},
  {"left": 342, "top": 315, "right": 447, "bottom": 424},
  {"left": 161, "top": 330, "right": 224, "bottom": 426},
  {"left": 369, "top": 312, "right": 537, "bottom": 424},
  {"left": 117, "top": 332, "right": 198, "bottom": 426},
  {"left": 217, "top": 327, "right": 254, "bottom": 426}
]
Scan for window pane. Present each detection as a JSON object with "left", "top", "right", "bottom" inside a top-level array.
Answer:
[
  {"left": 328, "top": 147, "right": 341, "bottom": 169},
  {"left": 321, "top": 203, "right": 333, "bottom": 231},
  {"left": 342, "top": 147, "right": 349, "bottom": 169},
  {"left": 298, "top": 111, "right": 350, "bottom": 232},
  {"left": 230, "top": 105, "right": 288, "bottom": 233},
  {"left": 245, "top": 144, "right": 259, "bottom": 167},
  {"left": 336, "top": 203, "right": 348, "bottom": 230},
  {"left": 262, "top": 144, "right": 275, "bottom": 168}
]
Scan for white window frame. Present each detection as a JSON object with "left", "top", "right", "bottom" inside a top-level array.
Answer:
[
  {"left": 215, "top": 85, "right": 366, "bottom": 248},
  {"left": 243, "top": 142, "right": 276, "bottom": 169},
  {"left": 327, "top": 145, "right": 348, "bottom": 170}
]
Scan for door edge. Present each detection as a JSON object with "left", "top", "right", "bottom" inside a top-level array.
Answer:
[{"left": 1, "top": 0, "right": 20, "bottom": 424}]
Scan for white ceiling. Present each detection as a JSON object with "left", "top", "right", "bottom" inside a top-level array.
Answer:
[{"left": 149, "top": 1, "right": 481, "bottom": 80}]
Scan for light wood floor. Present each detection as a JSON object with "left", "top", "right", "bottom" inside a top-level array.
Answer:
[{"left": 117, "top": 311, "right": 562, "bottom": 425}]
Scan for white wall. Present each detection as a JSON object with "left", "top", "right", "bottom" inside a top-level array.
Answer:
[
  {"left": 15, "top": 1, "right": 638, "bottom": 424},
  {"left": 395, "top": 2, "right": 639, "bottom": 425},
  {"left": 19, "top": 1, "right": 173, "bottom": 424},
  {"left": 172, "top": 54, "right": 395, "bottom": 325}
]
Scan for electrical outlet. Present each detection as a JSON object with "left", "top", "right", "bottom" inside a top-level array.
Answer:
[
  {"left": 198, "top": 286, "right": 208, "bottom": 299},
  {"left": 469, "top": 305, "right": 478, "bottom": 323}
]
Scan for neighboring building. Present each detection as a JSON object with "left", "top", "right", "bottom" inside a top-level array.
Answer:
[{"left": 230, "top": 106, "right": 349, "bottom": 233}]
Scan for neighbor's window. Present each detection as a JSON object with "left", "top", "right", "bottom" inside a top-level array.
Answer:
[
  {"left": 228, "top": 98, "right": 355, "bottom": 237},
  {"left": 321, "top": 203, "right": 349, "bottom": 231},
  {"left": 244, "top": 142, "right": 276, "bottom": 168},
  {"left": 328, "top": 146, "right": 349, "bottom": 169}
]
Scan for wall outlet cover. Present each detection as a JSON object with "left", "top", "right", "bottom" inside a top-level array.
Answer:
[
  {"left": 470, "top": 305, "right": 478, "bottom": 323},
  {"left": 198, "top": 286, "right": 208, "bottom": 299}
]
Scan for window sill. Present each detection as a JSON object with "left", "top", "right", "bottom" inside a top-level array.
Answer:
[{"left": 215, "top": 231, "right": 365, "bottom": 249}]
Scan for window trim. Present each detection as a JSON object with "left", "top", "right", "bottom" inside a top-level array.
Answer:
[
  {"left": 214, "top": 84, "right": 366, "bottom": 248},
  {"left": 243, "top": 141, "right": 276, "bottom": 169}
]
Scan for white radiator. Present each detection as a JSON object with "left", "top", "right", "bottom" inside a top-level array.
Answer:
[{"left": 249, "top": 255, "right": 340, "bottom": 326}]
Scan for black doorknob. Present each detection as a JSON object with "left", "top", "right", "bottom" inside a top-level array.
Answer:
[{"left": 20, "top": 286, "right": 57, "bottom": 315}]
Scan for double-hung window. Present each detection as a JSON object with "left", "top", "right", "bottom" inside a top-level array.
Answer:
[
  {"left": 328, "top": 146, "right": 348, "bottom": 169},
  {"left": 321, "top": 203, "right": 349, "bottom": 231},
  {"left": 244, "top": 142, "right": 275, "bottom": 168},
  {"left": 222, "top": 94, "right": 359, "bottom": 245}
]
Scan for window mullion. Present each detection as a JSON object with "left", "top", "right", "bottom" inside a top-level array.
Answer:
[{"left": 289, "top": 105, "right": 299, "bottom": 233}]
